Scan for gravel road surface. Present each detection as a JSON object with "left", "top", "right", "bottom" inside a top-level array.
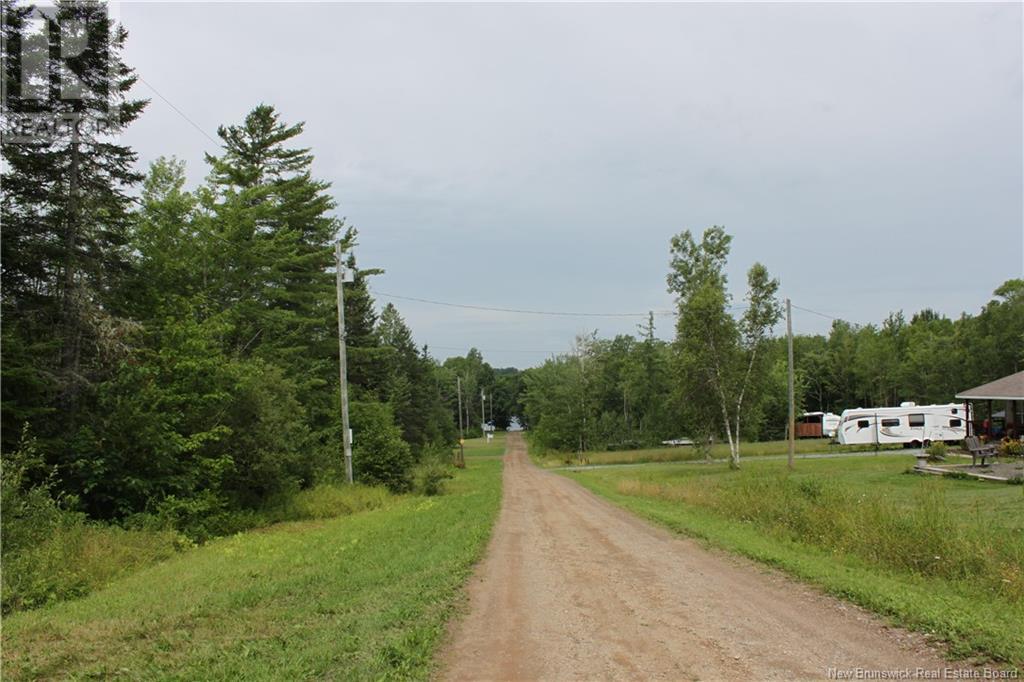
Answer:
[{"left": 440, "top": 433, "right": 951, "bottom": 681}]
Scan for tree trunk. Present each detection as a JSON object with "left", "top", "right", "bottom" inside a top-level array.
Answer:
[
  {"left": 733, "top": 413, "right": 742, "bottom": 468},
  {"left": 59, "top": 132, "right": 82, "bottom": 413},
  {"left": 719, "top": 403, "right": 738, "bottom": 470}
]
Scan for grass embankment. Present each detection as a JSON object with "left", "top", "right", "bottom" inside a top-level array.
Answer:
[
  {"left": 3, "top": 458, "right": 503, "bottom": 680},
  {"left": 1, "top": 483, "right": 392, "bottom": 615},
  {"left": 563, "top": 454, "right": 1024, "bottom": 667},
  {"left": 532, "top": 437, "right": 900, "bottom": 468}
]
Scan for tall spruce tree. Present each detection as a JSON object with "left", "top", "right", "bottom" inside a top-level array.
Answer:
[
  {"left": 1, "top": 0, "right": 147, "bottom": 452},
  {"left": 377, "top": 303, "right": 451, "bottom": 452}
]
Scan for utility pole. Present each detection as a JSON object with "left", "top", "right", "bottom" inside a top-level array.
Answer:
[
  {"left": 481, "top": 389, "right": 486, "bottom": 431},
  {"left": 786, "top": 297, "right": 795, "bottom": 471},
  {"left": 335, "top": 242, "right": 354, "bottom": 483},
  {"left": 456, "top": 375, "right": 466, "bottom": 468}
]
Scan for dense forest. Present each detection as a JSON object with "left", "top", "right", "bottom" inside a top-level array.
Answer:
[{"left": 0, "top": 3, "right": 516, "bottom": 548}]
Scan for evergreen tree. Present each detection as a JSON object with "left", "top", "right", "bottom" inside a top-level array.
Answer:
[
  {"left": 1, "top": 0, "right": 146, "bottom": 453},
  {"left": 200, "top": 104, "right": 349, "bottom": 452},
  {"left": 341, "top": 253, "right": 389, "bottom": 397},
  {"left": 377, "top": 303, "right": 452, "bottom": 452}
]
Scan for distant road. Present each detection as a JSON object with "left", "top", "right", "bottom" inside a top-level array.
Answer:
[
  {"left": 440, "top": 433, "right": 948, "bottom": 680},
  {"left": 551, "top": 448, "right": 914, "bottom": 471}
]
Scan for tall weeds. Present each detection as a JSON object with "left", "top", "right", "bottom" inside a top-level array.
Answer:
[{"left": 616, "top": 474, "right": 1024, "bottom": 601}]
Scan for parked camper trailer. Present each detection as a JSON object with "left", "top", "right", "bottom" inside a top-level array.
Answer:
[
  {"left": 837, "top": 403, "right": 967, "bottom": 447},
  {"left": 795, "top": 412, "right": 841, "bottom": 439}
]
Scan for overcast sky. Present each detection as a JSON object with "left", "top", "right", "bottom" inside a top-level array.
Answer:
[{"left": 119, "top": 2, "right": 1023, "bottom": 369}]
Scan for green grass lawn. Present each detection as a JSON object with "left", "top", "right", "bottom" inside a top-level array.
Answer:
[
  {"left": 2, "top": 458, "right": 503, "bottom": 681},
  {"left": 562, "top": 454, "right": 1024, "bottom": 668},
  {"left": 459, "top": 431, "right": 507, "bottom": 459},
  {"left": 533, "top": 437, "right": 902, "bottom": 468}
]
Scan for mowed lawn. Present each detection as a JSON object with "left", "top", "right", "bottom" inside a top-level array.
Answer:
[
  {"left": 534, "top": 437, "right": 902, "bottom": 468},
  {"left": 3, "top": 459, "right": 503, "bottom": 681},
  {"left": 460, "top": 432, "right": 507, "bottom": 459},
  {"left": 564, "top": 453, "right": 1024, "bottom": 667}
]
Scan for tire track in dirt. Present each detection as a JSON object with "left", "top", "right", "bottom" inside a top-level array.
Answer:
[{"left": 439, "top": 433, "right": 950, "bottom": 681}]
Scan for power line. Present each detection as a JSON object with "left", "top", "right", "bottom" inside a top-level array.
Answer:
[
  {"left": 137, "top": 75, "right": 219, "bottom": 148},
  {"left": 428, "top": 344, "right": 564, "bottom": 355},
  {"left": 372, "top": 289, "right": 676, "bottom": 318},
  {"left": 790, "top": 303, "right": 842, "bottom": 321},
  {"left": 130, "top": 75, "right": 847, "bottom": 333}
]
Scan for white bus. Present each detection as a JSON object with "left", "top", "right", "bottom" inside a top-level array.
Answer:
[{"left": 836, "top": 403, "right": 967, "bottom": 447}]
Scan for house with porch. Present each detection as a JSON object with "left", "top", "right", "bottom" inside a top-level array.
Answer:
[{"left": 955, "top": 370, "right": 1024, "bottom": 440}]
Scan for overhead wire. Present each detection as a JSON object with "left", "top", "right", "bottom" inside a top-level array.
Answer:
[
  {"left": 136, "top": 75, "right": 853, "bottom": 349},
  {"left": 790, "top": 303, "right": 843, "bottom": 322},
  {"left": 371, "top": 289, "right": 676, "bottom": 318},
  {"left": 428, "top": 344, "right": 565, "bottom": 355},
  {"left": 138, "top": 75, "right": 219, "bottom": 148}
]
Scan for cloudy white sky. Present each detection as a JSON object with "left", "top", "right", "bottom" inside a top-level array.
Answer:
[{"left": 119, "top": 2, "right": 1023, "bottom": 368}]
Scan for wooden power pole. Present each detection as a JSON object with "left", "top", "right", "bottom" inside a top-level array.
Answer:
[
  {"left": 335, "top": 242, "right": 354, "bottom": 483},
  {"left": 456, "top": 375, "right": 466, "bottom": 468},
  {"left": 786, "top": 297, "right": 795, "bottom": 471}
]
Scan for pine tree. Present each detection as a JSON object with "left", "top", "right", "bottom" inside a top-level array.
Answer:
[{"left": 200, "top": 104, "right": 350, "bottom": 450}]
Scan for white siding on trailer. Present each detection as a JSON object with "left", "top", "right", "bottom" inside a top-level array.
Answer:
[{"left": 837, "top": 404, "right": 966, "bottom": 446}]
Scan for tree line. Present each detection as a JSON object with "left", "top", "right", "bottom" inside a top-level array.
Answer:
[
  {"left": 0, "top": 3, "right": 496, "bottom": 537},
  {"left": 3, "top": 2, "right": 1020, "bottom": 531},
  {"left": 521, "top": 225, "right": 1023, "bottom": 465}
]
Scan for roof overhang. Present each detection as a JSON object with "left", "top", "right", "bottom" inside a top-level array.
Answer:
[
  {"left": 955, "top": 394, "right": 1023, "bottom": 401},
  {"left": 955, "top": 371, "right": 1024, "bottom": 402}
]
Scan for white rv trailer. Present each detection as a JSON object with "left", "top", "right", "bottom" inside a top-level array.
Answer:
[{"left": 837, "top": 403, "right": 967, "bottom": 446}]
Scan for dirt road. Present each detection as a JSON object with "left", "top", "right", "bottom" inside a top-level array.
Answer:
[{"left": 440, "top": 433, "right": 950, "bottom": 681}]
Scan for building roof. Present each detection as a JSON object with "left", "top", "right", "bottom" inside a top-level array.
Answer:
[{"left": 955, "top": 371, "right": 1024, "bottom": 401}]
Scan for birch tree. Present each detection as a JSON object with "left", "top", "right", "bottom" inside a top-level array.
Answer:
[{"left": 668, "top": 227, "right": 781, "bottom": 469}]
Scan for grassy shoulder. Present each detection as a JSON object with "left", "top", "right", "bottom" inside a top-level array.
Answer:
[
  {"left": 2, "top": 458, "right": 503, "bottom": 681},
  {"left": 531, "top": 436, "right": 902, "bottom": 468},
  {"left": 561, "top": 454, "right": 1024, "bottom": 668},
  {"left": 1, "top": 482, "right": 393, "bottom": 614}
]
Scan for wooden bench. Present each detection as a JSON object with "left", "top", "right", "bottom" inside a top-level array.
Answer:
[{"left": 964, "top": 436, "right": 997, "bottom": 467}]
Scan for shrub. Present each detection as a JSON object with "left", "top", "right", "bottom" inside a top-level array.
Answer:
[
  {"left": 281, "top": 484, "right": 390, "bottom": 520},
  {"left": 351, "top": 401, "right": 415, "bottom": 493},
  {"left": 2, "top": 434, "right": 185, "bottom": 613},
  {"left": 998, "top": 439, "right": 1023, "bottom": 458},
  {"left": 409, "top": 442, "right": 456, "bottom": 496},
  {"left": 413, "top": 461, "right": 455, "bottom": 496},
  {"left": 1, "top": 428, "right": 66, "bottom": 561},
  {"left": 2, "top": 521, "right": 185, "bottom": 614},
  {"left": 926, "top": 441, "right": 948, "bottom": 462},
  {"left": 149, "top": 491, "right": 263, "bottom": 543}
]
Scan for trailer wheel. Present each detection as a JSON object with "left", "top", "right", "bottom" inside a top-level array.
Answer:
[
  {"left": 910, "top": 440, "right": 921, "bottom": 448},
  {"left": 922, "top": 439, "right": 931, "bottom": 448}
]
